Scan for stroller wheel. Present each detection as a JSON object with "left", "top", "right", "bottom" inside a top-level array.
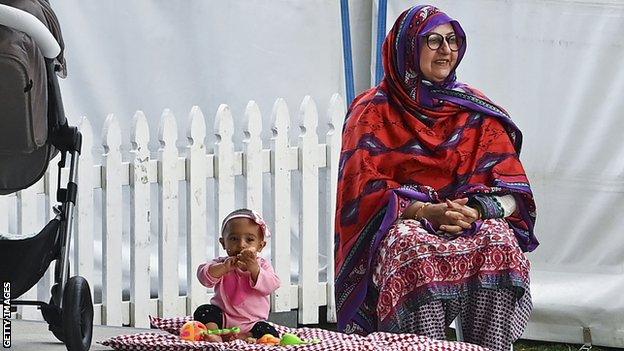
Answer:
[{"left": 61, "top": 276, "right": 93, "bottom": 351}]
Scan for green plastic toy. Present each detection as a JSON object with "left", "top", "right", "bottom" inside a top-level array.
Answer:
[
  {"left": 279, "top": 333, "right": 321, "bottom": 346},
  {"left": 202, "top": 326, "right": 241, "bottom": 335}
]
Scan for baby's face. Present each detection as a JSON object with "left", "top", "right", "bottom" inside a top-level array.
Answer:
[{"left": 219, "top": 218, "right": 265, "bottom": 256}]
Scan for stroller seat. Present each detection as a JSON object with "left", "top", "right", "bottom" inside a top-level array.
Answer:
[
  {"left": 0, "top": 1, "right": 93, "bottom": 351},
  {"left": 0, "top": 0, "right": 66, "bottom": 194},
  {"left": 0, "top": 218, "right": 60, "bottom": 300},
  {"left": 0, "top": 228, "right": 41, "bottom": 241}
]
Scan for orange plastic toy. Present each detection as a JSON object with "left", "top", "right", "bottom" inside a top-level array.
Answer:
[
  {"left": 256, "top": 333, "right": 281, "bottom": 345},
  {"left": 179, "top": 321, "right": 208, "bottom": 341}
]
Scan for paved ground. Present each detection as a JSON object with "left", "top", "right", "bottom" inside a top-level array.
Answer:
[
  {"left": 7, "top": 319, "right": 160, "bottom": 351},
  {"left": 5, "top": 311, "right": 301, "bottom": 351}
]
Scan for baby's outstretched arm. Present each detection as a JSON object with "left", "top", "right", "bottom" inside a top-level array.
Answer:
[
  {"left": 207, "top": 257, "right": 237, "bottom": 279},
  {"left": 197, "top": 257, "right": 238, "bottom": 288}
]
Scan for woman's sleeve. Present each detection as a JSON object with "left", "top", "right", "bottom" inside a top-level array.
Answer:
[
  {"left": 495, "top": 194, "right": 517, "bottom": 217},
  {"left": 469, "top": 194, "right": 517, "bottom": 219},
  {"left": 396, "top": 194, "right": 419, "bottom": 219},
  {"left": 197, "top": 260, "right": 220, "bottom": 288},
  {"left": 251, "top": 258, "right": 281, "bottom": 295}
]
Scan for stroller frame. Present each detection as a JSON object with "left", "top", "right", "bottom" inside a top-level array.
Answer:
[
  {"left": 11, "top": 125, "right": 88, "bottom": 344},
  {"left": 1, "top": 3, "right": 93, "bottom": 351},
  {"left": 11, "top": 127, "right": 81, "bottom": 308}
]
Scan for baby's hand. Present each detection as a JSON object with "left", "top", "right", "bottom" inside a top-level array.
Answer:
[
  {"left": 238, "top": 248, "right": 257, "bottom": 261},
  {"left": 223, "top": 256, "right": 238, "bottom": 271},
  {"left": 207, "top": 256, "right": 238, "bottom": 278},
  {"left": 235, "top": 248, "right": 257, "bottom": 271},
  {"left": 237, "top": 248, "right": 259, "bottom": 276}
]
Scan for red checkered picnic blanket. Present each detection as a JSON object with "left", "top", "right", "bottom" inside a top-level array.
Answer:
[{"left": 99, "top": 316, "right": 488, "bottom": 351}]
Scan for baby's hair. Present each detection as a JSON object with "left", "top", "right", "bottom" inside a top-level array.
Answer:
[
  {"left": 220, "top": 208, "right": 271, "bottom": 240},
  {"left": 220, "top": 208, "right": 257, "bottom": 237},
  {"left": 227, "top": 208, "right": 254, "bottom": 218}
]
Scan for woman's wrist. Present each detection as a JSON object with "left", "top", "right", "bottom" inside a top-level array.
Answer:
[
  {"left": 414, "top": 202, "right": 431, "bottom": 220},
  {"left": 402, "top": 200, "right": 421, "bottom": 219},
  {"left": 403, "top": 201, "right": 430, "bottom": 220},
  {"left": 467, "top": 203, "right": 483, "bottom": 220}
]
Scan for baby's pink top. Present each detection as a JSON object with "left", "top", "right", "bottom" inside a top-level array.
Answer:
[{"left": 197, "top": 256, "right": 280, "bottom": 332}]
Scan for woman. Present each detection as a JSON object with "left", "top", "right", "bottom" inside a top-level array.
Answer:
[{"left": 334, "top": 5, "right": 538, "bottom": 351}]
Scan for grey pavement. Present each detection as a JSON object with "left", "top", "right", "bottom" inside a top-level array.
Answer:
[
  {"left": 4, "top": 311, "right": 312, "bottom": 350},
  {"left": 6, "top": 319, "right": 162, "bottom": 351}
]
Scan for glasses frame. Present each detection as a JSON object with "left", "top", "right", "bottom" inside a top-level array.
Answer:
[{"left": 424, "top": 33, "right": 462, "bottom": 52}]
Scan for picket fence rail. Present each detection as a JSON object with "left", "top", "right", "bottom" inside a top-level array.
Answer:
[{"left": 0, "top": 94, "right": 345, "bottom": 328}]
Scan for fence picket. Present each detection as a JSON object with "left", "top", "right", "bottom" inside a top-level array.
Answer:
[
  {"left": 185, "top": 106, "right": 208, "bottom": 314},
  {"left": 38, "top": 153, "right": 61, "bottom": 305},
  {"left": 0, "top": 195, "right": 7, "bottom": 232},
  {"left": 102, "top": 114, "right": 124, "bottom": 325},
  {"left": 297, "top": 96, "right": 321, "bottom": 324},
  {"left": 17, "top": 183, "right": 40, "bottom": 320},
  {"left": 158, "top": 109, "right": 180, "bottom": 318},
  {"left": 270, "top": 99, "right": 292, "bottom": 312},
  {"left": 130, "top": 111, "right": 151, "bottom": 327},
  {"left": 324, "top": 94, "right": 344, "bottom": 323},
  {"left": 243, "top": 101, "right": 263, "bottom": 212},
  {"left": 214, "top": 105, "right": 235, "bottom": 257},
  {"left": 76, "top": 117, "right": 95, "bottom": 301}
]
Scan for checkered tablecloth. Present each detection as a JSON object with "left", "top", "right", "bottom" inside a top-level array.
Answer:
[{"left": 98, "top": 316, "right": 488, "bottom": 351}]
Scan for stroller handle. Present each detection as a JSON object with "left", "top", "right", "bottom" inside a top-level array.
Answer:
[{"left": 0, "top": 4, "right": 60, "bottom": 58}]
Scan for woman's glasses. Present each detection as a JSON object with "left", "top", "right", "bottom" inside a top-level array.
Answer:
[{"left": 425, "top": 33, "right": 462, "bottom": 52}]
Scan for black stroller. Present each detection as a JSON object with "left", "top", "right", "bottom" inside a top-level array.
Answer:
[{"left": 0, "top": 1, "right": 93, "bottom": 350}]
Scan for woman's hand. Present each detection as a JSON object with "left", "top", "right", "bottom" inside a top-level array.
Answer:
[
  {"left": 446, "top": 198, "right": 479, "bottom": 222},
  {"left": 404, "top": 199, "right": 480, "bottom": 234},
  {"left": 436, "top": 198, "right": 480, "bottom": 233},
  {"left": 418, "top": 202, "right": 464, "bottom": 233},
  {"left": 417, "top": 198, "right": 478, "bottom": 234}
]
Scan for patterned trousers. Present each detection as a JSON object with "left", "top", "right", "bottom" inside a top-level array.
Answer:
[
  {"left": 373, "top": 219, "right": 533, "bottom": 351},
  {"left": 396, "top": 288, "right": 532, "bottom": 351}
]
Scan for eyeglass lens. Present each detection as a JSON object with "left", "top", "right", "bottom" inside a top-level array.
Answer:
[{"left": 426, "top": 33, "right": 461, "bottom": 52}]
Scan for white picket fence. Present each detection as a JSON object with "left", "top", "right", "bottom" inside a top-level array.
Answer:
[{"left": 0, "top": 94, "right": 345, "bottom": 328}]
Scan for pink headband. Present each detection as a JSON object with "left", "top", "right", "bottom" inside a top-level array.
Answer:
[{"left": 220, "top": 210, "right": 271, "bottom": 239}]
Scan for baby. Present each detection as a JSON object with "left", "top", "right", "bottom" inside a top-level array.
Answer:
[{"left": 195, "top": 209, "right": 280, "bottom": 338}]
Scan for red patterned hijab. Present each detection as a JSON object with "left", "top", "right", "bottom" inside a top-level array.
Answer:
[{"left": 334, "top": 5, "right": 537, "bottom": 333}]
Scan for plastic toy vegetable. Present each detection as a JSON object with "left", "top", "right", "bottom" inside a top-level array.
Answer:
[
  {"left": 203, "top": 326, "right": 241, "bottom": 335},
  {"left": 201, "top": 326, "right": 242, "bottom": 342},
  {"left": 279, "top": 333, "right": 321, "bottom": 346},
  {"left": 179, "top": 321, "right": 208, "bottom": 341},
  {"left": 257, "top": 334, "right": 281, "bottom": 345}
]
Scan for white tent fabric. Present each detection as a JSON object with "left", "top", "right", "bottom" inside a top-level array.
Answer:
[
  {"left": 49, "top": 0, "right": 370, "bottom": 146},
  {"left": 373, "top": 0, "right": 624, "bottom": 347}
]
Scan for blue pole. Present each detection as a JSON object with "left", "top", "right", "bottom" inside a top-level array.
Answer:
[
  {"left": 340, "top": 0, "right": 355, "bottom": 104},
  {"left": 375, "top": 0, "right": 387, "bottom": 85}
]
